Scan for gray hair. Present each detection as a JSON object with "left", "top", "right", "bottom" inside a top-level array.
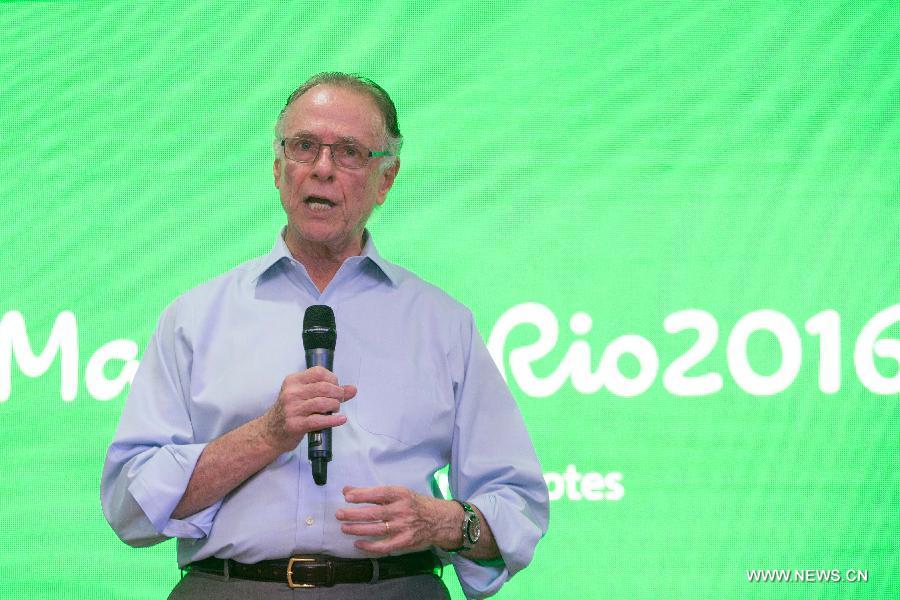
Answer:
[{"left": 274, "top": 72, "right": 402, "bottom": 168}]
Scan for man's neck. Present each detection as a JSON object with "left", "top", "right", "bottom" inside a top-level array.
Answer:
[{"left": 283, "top": 227, "right": 366, "bottom": 293}]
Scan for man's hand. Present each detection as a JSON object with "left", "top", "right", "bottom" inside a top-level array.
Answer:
[
  {"left": 336, "top": 485, "right": 461, "bottom": 554},
  {"left": 172, "top": 366, "right": 356, "bottom": 520},
  {"left": 263, "top": 366, "right": 357, "bottom": 453},
  {"left": 337, "top": 485, "right": 502, "bottom": 561}
]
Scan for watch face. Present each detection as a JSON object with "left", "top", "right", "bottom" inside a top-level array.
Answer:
[{"left": 467, "top": 516, "right": 481, "bottom": 544}]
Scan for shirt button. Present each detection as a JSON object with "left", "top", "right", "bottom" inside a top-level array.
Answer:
[{"left": 305, "top": 516, "right": 314, "bottom": 526}]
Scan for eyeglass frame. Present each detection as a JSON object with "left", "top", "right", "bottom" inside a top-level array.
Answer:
[{"left": 279, "top": 136, "right": 393, "bottom": 169}]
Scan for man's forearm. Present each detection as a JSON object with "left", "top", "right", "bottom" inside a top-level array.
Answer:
[
  {"left": 171, "top": 416, "right": 282, "bottom": 520},
  {"left": 170, "top": 368, "right": 352, "bottom": 521}
]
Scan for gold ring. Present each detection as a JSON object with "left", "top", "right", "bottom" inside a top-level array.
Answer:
[{"left": 383, "top": 520, "right": 390, "bottom": 535}]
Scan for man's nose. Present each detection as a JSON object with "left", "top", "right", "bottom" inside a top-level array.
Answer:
[{"left": 310, "top": 145, "right": 336, "bottom": 179}]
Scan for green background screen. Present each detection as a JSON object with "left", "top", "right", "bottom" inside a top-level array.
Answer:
[{"left": 1, "top": 1, "right": 897, "bottom": 598}]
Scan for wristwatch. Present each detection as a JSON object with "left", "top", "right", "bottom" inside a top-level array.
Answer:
[{"left": 449, "top": 500, "right": 481, "bottom": 552}]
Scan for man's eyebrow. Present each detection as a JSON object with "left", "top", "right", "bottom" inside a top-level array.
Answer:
[{"left": 286, "top": 130, "right": 317, "bottom": 139}]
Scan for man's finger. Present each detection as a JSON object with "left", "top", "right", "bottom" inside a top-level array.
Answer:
[
  {"left": 283, "top": 381, "right": 344, "bottom": 401},
  {"left": 295, "top": 413, "right": 346, "bottom": 432},
  {"left": 335, "top": 506, "right": 385, "bottom": 522},
  {"left": 291, "top": 396, "right": 342, "bottom": 417},
  {"left": 342, "top": 485, "right": 405, "bottom": 504},
  {"left": 292, "top": 366, "right": 339, "bottom": 385},
  {"left": 340, "top": 522, "right": 390, "bottom": 537},
  {"left": 341, "top": 384, "right": 357, "bottom": 401},
  {"left": 353, "top": 538, "right": 416, "bottom": 555}
]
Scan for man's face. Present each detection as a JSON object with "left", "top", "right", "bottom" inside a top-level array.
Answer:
[{"left": 274, "top": 84, "right": 399, "bottom": 253}]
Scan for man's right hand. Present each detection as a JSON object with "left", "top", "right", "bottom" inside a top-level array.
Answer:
[
  {"left": 262, "top": 366, "right": 357, "bottom": 454},
  {"left": 172, "top": 367, "right": 357, "bottom": 520}
]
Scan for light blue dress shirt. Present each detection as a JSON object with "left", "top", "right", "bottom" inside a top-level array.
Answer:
[{"left": 101, "top": 230, "right": 549, "bottom": 597}]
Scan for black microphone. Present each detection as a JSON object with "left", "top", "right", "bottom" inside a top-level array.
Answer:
[{"left": 302, "top": 304, "right": 337, "bottom": 486}]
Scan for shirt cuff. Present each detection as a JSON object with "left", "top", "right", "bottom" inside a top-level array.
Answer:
[
  {"left": 128, "top": 442, "right": 221, "bottom": 539},
  {"left": 448, "top": 553, "right": 508, "bottom": 599},
  {"left": 446, "top": 493, "right": 513, "bottom": 598}
]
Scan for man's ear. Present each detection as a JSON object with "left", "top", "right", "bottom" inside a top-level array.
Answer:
[
  {"left": 376, "top": 159, "right": 400, "bottom": 206},
  {"left": 273, "top": 158, "right": 282, "bottom": 188}
]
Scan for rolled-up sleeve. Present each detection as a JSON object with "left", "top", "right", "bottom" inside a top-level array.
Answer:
[
  {"left": 448, "top": 312, "right": 550, "bottom": 598},
  {"left": 100, "top": 296, "right": 222, "bottom": 546}
]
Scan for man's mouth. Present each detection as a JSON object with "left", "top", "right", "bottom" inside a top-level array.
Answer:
[{"left": 304, "top": 196, "right": 336, "bottom": 211}]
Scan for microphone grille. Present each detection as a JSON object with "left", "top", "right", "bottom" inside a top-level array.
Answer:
[{"left": 302, "top": 305, "right": 336, "bottom": 351}]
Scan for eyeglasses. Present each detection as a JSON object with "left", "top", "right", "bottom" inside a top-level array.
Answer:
[{"left": 280, "top": 136, "right": 392, "bottom": 169}]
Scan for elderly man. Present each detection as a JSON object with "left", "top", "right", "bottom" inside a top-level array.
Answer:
[{"left": 101, "top": 72, "right": 548, "bottom": 599}]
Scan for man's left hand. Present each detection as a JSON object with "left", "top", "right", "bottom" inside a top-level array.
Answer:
[{"left": 336, "top": 485, "right": 462, "bottom": 554}]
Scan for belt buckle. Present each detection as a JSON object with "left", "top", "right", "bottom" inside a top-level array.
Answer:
[{"left": 287, "top": 556, "right": 335, "bottom": 588}]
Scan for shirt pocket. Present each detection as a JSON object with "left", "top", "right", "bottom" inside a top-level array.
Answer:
[{"left": 351, "top": 354, "right": 453, "bottom": 447}]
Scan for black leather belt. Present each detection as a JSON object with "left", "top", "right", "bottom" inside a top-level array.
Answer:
[{"left": 188, "top": 551, "right": 441, "bottom": 588}]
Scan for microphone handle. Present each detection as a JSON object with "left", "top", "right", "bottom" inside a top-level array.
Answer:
[{"left": 306, "top": 348, "right": 334, "bottom": 486}]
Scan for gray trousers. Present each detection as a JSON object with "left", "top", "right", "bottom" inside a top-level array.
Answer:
[{"left": 168, "top": 569, "right": 451, "bottom": 599}]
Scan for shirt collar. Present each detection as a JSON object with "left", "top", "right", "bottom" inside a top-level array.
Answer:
[
  {"left": 250, "top": 227, "right": 402, "bottom": 287},
  {"left": 359, "top": 230, "right": 403, "bottom": 287}
]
